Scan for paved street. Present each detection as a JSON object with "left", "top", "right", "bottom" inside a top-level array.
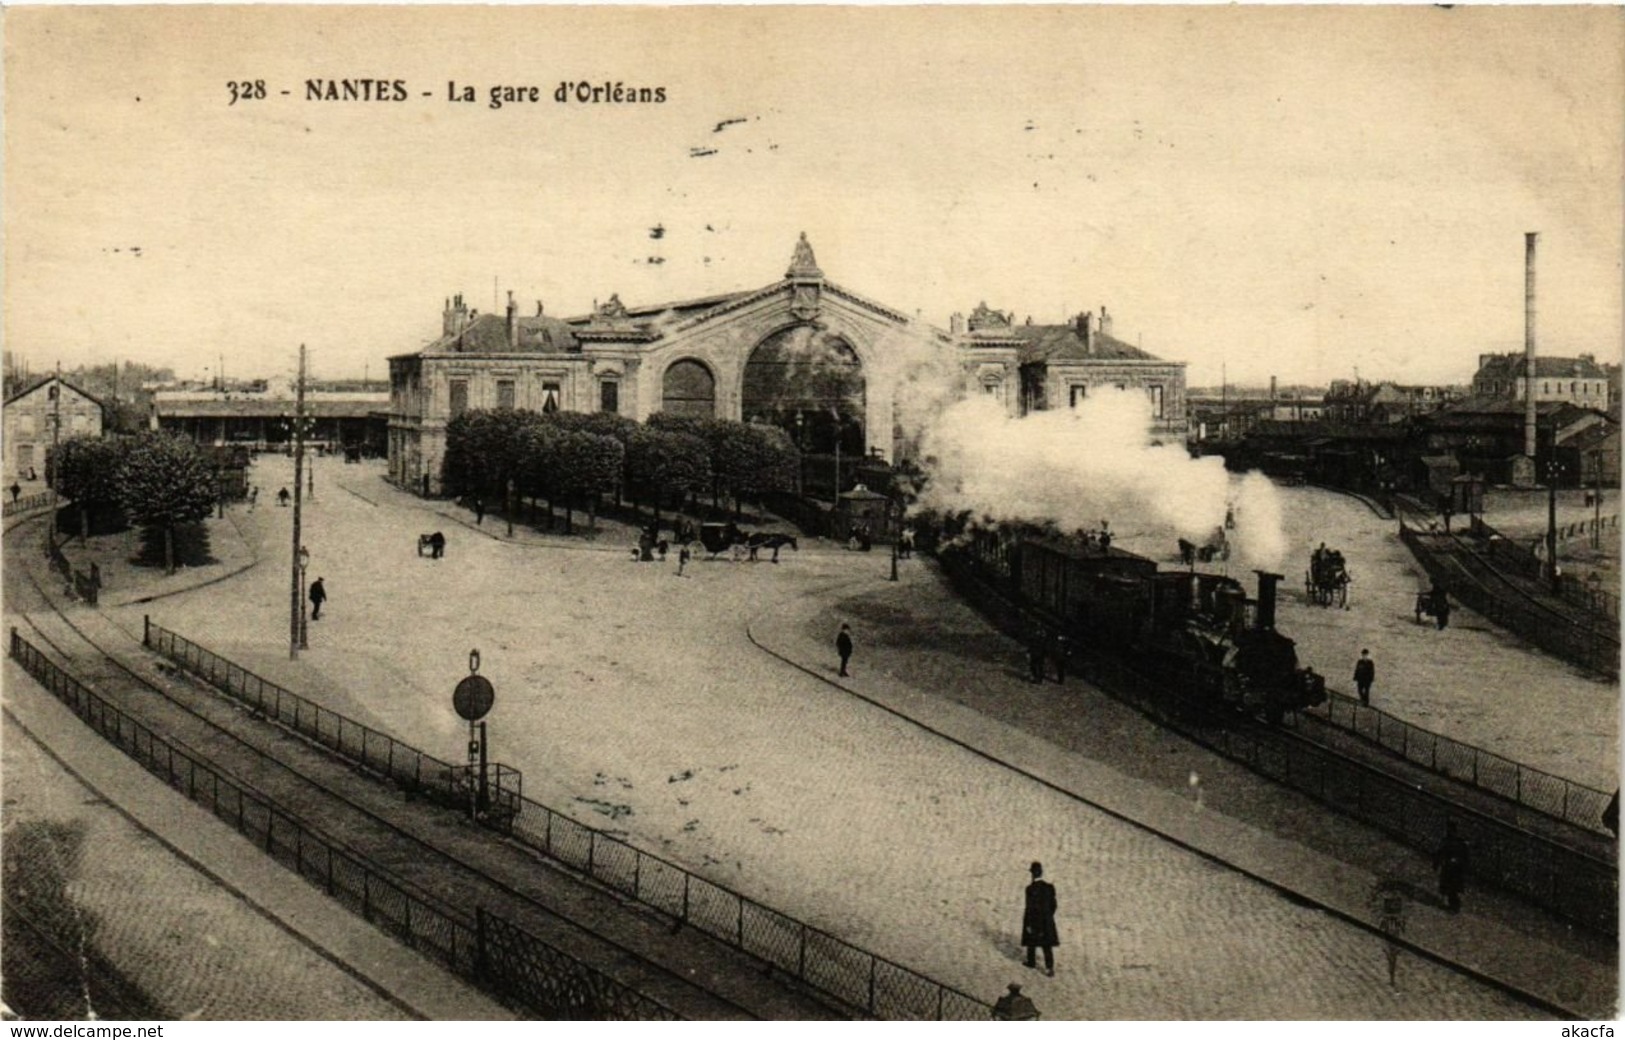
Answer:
[{"left": 99, "top": 456, "right": 1584, "bottom": 1018}]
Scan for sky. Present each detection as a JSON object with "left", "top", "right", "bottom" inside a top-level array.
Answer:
[{"left": 4, "top": 5, "right": 1621, "bottom": 388}]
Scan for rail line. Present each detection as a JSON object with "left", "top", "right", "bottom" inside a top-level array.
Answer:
[{"left": 4, "top": 524, "right": 795, "bottom": 1021}]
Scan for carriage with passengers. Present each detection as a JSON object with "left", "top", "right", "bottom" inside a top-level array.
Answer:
[{"left": 1305, "top": 544, "right": 1351, "bottom": 608}]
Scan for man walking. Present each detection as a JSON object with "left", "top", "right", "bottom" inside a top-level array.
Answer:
[
  {"left": 836, "top": 623, "right": 853, "bottom": 677},
  {"left": 1353, "top": 648, "right": 1375, "bottom": 705},
  {"left": 1433, "top": 821, "right": 1469, "bottom": 912},
  {"left": 474, "top": 497, "right": 485, "bottom": 525},
  {"left": 1021, "top": 862, "right": 1058, "bottom": 976},
  {"left": 309, "top": 577, "right": 327, "bottom": 621}
]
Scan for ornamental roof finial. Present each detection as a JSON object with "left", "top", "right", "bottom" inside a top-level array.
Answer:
[{"left": 786, "top": 231, "right": 823, "bottom": 280}]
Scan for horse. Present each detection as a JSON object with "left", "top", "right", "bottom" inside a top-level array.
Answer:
[
  {"left": 747, "top": 532, "right": 799, "bottom": 563},
  {"left": 1306, "top": 549, "right": 1350, "bottom": 608}
]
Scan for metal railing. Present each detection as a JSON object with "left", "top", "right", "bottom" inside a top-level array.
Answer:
[
  {"left": 938, "top": 550, "right": 1618, "bottom": 937},
  {"left": 142, "top": 621, "right": 989, "bottom": 1020},
  {"left": 3, "top": 491, "right": 54, "bottom": 517},
  {"left": 1292, "top": 691, "right": 1613, "bottom": 834},
  {"left": 1472, "top": 515, "right": 1620, "bottom": 623},
  {"left": 9, "top": 629, "right": 679, "bottom": 1021},
  {"left": 1400, "top": 523, "right": 1618, "bottom": 677}
]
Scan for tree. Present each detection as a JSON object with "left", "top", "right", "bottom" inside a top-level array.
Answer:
[
  {"left": 626, "top": 428, "right": 711, "bottom": 527},
  {"left": 713, "top": 421, "right": 799, "bottom": 517},
  {"left": 116, "top": 432, "right": 216, "bottom": 573},
  {"left": 49, "top": 435, "right": 128, "bottom": 542},
  {"left": 549, "top": 431, "right": 624, "bottom": 534}
]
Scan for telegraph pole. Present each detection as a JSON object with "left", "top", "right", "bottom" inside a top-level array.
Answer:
[
  {"left": 290, "top": 345, "right": 307, "bottom": 660},
  {"left": 45, "top": 361, "right": 61, "bottom": 555}
]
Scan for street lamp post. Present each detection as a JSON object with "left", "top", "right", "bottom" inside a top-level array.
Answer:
[
  {"left": 298, "top": 545, "right": 310, "bottom": 650},
  {"left": 1544, "top": 459, "right": 1561, "bottom": 589},
  {"left": 1591, "top": 450, "right": 1604, "bottom": 550}
]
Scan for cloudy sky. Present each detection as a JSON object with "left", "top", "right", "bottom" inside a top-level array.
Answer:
[{"left": 5, "top": 5, "right": 1620, "bottom": 387}]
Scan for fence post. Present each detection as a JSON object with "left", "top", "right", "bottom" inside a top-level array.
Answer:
[
  {"left": 633, "top": 852, "right": 641, "bottom": 900},
  {"left": 681, "top": 872, "right": 690, "bottom": 925},
  {"left": 587, "top": 830, "right": 595, "bottom": 878},
  {"left": 737, "top": 897, "right": 744, "bottom": 947},
  {"left": 143, "top": 615, "right": 150, "bottom": 647},
  {"left": 868, "top": 958, "right": 877, "bottom": 1015},
  {"left": 798, "top": 924, "right": 807, "bottom": 979}
]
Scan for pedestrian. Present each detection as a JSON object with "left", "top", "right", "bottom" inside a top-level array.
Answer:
[
  {"left": 27, "top": 466, "right": 37, "bottom": 482},
  {"left": 1027, "top": 629, "right": 1047, "bottom": 684},
  {"left": 1433, "top": 590, "right": 1451, "bottom": 631},
  {"left": 900, "top": 527, "right": 915, "bottom": 559},
  {"left": 278, "top": 487, "right": 290, "bottom": 507},
  {"left": 1353, "top": 649, "right": 1375, "bottom": 705},
  {"left": 309, "top": 577, "right": 327, "bottom": 621},
  {"left": 1021, "top": 861, "right": 1058, "bottom": 976},
  {"left": 474, "top": 497, "right": 485, "bottom": 525},
  {"left": 990, "top": 983, "right": 1039, "bottom": 1021},
  {"left": 8, "top": 481, "right": 19, "bottom": 503},
  {"left": 836, "top": 623, "right": 853, "bottom": 677},
  {"left": 677, "top": 546, "right": 691, "bottom": 576},
  {"left": 421, "top": 473, "right": 431, "bottom": 497},
  {"left": 249, "top": 486, "right": 259, "bottom": 511},
  {"left": 430, "top": 531, "right": 446, "bottom": 559},
  {"left": 1051, "top": 633, "right": 1070, "bottom": 684},
  {"left": 1432, "top": 821, "right": 1469, "bottom": 912}
]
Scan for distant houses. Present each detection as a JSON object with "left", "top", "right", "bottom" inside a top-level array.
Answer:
[{"left": 3, "top": 376, "right": 104, "bottom": 481}]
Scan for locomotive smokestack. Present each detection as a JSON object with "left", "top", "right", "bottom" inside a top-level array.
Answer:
[
  {"left": 1254, "top": 571, "right": 1281, "bottom": 631},
  {"left": 1524, "top": 231, "right": 1538, "bottom": 461}
]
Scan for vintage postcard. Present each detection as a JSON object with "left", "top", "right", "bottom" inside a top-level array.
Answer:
[{"left": 2, "top": 4, "right": 1620, "bottom": 1027}]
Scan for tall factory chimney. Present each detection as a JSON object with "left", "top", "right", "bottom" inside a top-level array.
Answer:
[{"left": 1524, "top": 232, "right": 1539, "bottom": 461}]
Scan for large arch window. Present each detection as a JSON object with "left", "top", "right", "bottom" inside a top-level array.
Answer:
[
  {"left": 662, "top": 359, "right": 717, "bottom": 418},
  {"left": 742, "top": 325, "right": 865, "bottom": 455}
]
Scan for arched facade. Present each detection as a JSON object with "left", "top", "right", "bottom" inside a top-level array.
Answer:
[
  {"left": 661, "top": 357, "right": 718, "bottom": 418},
  {"left": 386, "top": 234, "right": 1186, "bottom": 496}
]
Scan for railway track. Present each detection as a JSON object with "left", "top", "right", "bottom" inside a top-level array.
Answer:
[{"left": 4, "top": 522, "right": 833, "bottom": 1021}]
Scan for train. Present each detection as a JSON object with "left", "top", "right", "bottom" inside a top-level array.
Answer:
[{"left": 952, "top": 523, "right": 1326, "bottom": 724}]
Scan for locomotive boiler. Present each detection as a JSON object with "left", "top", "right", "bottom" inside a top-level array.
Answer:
[{"left": 963, "top": 526, "right": 1326, "bottom": 723}]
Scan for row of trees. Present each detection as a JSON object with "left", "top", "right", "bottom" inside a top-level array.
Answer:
[
  {"left": 441, "top": 409, "right": 800, "bottom": 533},
  {"left": 50, "top": 431, "right": 217, "bottom": 572}
]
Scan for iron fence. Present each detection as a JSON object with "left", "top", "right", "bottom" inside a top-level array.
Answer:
[
  {"left": 1293, "top": 691, "right": 1613, "bottom": 834},
  {"left": 3, "top": 491, "right": 54, "bottom": 517},
  {"left": 9, "top": 628, "right": 681, "bottom": 1021},
  {"left": 142, "top": 621, "right": 990, "bottom": 1020},
  {"left": 1471, "top": 515, "right": 1621, "bottom": 623},
  {"left": 1400, "top": 523, "right": 1618, "bottom": 677},
  {"left": 938, "top": 551, "right": 1618, "bottom": 937}
]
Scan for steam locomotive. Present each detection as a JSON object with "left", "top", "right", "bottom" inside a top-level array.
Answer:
[{"left": 956, "top": 525, "right": 1326, "bottom": 723}]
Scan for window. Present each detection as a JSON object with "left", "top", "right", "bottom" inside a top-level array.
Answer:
[
  {"left": 541, "top": 381, "right": 561, "bottom": 414},
  {"left": 983, "top": 381, "right": 1000, "bottom": 396},
  {"left": 1147, "top": 385, "right": 1165, "bottom": 419},
  {"left": 15, "top": 414, "right": 34, "bottom": 436},
  {"left": 497, "top": 379, "right": 515, "bottom": 410},
  {"left": 599, "top": 380, "right": 619, "bottom": 414},
  {"left": 1069, "top": 385, "right": 1087, "bottom": 408},
  {"left": 449, "top": 379, "right": 469, "bottom": 418}
]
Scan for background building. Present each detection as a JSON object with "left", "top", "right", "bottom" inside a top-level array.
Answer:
[
  {"left": 4, "top": 376, "right": 103, "bottom": 480},
  {"left": 1471, "top": 353, "right": 1610, "bottom": 411}
]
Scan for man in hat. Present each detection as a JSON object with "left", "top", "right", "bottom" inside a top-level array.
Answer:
[
  {"left": 309, "top": 577, "right": 327, "bottom": 621},
  {"left": 1021, "top": 862, "right": 1058, "bottom": 976},
  {"left": 836, "top": 623, "right": 853, "bottom": 677},
  {"left": 991, "top": 983, "right": 1039, "bottom": 1021}
]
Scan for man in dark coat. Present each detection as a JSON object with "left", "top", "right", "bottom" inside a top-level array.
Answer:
[
  {"left": 1028, "top": 629, "right": 1047, "bottom": 684},
  {"left": 1021, "top": 861, "right": 1058, "bottom": 976},
  {"left": 1353, "top": 649, "right": 1375, "bottom": 705},
  {"left": 1433, "top": 821, "right": 1469, "bottom": 912},
  {"left": 309, "top": 577, "right": 327, "bottom": 621},
  {"left": 991, "top": 983, "right": 1039, "bottom": 1021},
  {"left": 8, "top": 482, "right": 19, "bottom": 503},
  {"left": 836, "top": 623, "right": 853, "bottom": 677},
  {"left": 474, "top": 497, "right": 485, "bottom": 525},
  {"left": 1433, "top": 589, "right": 1451, "bottom": 631}
]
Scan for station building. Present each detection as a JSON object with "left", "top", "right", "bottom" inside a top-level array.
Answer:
[
  {"left": 3, "top": 376, "right": 104, "bottom": 480},
  {"left": 387, "top": 234, "right": 1188, "bottom": 495}
]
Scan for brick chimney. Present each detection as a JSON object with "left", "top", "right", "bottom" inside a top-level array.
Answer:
[
  {"left": 1075, "top": 310, "right": 1093, "bottom": 353},
  {"left": 1099, "top": 305, "right": 1113, "bottom": 337},
  {"left": 443, "top": 293, "right": 469, "bottom": 337},
  {"left": 506, "top": 291, "right": 518, "bottom": 349}
]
